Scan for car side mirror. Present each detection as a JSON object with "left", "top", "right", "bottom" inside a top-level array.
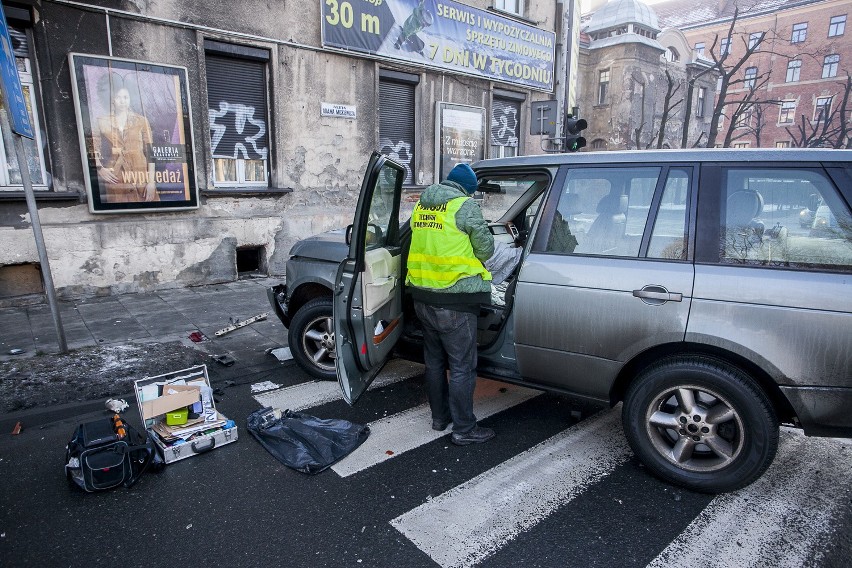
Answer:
[{"left": 345, "top": 224, "right": 353, "bottom": 246}]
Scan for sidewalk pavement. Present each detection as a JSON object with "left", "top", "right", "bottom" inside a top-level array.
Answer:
[{"left": 0, "top": 276, "right": 286, "bottom": 362}]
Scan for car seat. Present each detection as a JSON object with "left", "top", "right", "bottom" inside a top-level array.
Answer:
[
  {"left": 577, "top": 192, "right": 628, "bottom": 254},
  {"left": 724, "top": 189, "right": 766, "bottom": 260}
]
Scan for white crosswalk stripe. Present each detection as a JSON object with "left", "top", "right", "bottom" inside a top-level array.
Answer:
[
  {"left": 331, "top": 379, "right": 541, "bottom": 477},
  {"left": 251, "top": 365, "right": 852, "bottom": 567},
  {"left": 390, "top": 408, "right": 632, "bottom": 568},
  {"left": 647, "top": 430, "right": 852, "bottom": 568},
  {"left": 253, "top": 358, "right": 422, "bottom": 411}
]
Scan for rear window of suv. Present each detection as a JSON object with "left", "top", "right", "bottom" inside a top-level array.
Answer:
[{"left": 720, "top": 167, "right": 852, "bottom": 272}]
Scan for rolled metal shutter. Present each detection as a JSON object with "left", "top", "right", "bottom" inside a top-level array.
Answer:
[
  {"left": 491, "top": 98, "right": 520, "bottom": 147},
  {"left": 205, "top": 55, "right": 269, "bottom": 160},
  {"left": 379, "top": 80, "right": 415, "bottom": 184}
]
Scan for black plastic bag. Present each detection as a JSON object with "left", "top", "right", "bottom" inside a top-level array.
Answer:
[{"left": 246, "top": 407, "right": 370, "bottom": 474}]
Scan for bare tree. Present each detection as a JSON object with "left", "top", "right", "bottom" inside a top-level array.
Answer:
[
  {"left": 722, "top": 73, "right": 777, "bottom": 147},
  {"left": 786, "top": 73, "right": 851, "bottom": 148},
  {"left": 703, "top": 9, "right": 768, "bottom": 147},
  {"left": 654, "top": 69, "right": 683, "bottom": 149},
  {"left": 745, "top": 99, "right": 777, "bottom": 147}
]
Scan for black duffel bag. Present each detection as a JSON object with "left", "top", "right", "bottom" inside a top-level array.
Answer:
[{"left": 65, "top": 415, "right": 157, "bottom": 492}]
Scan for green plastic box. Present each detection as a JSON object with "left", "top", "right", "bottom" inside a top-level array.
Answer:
[{"left": 165, "top": 407, "right": 189, "bottom": 426}]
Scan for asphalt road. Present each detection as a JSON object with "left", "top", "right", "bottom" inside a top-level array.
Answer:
[{"left": 1, "top": 357, "right": 850, "bottom": 568}]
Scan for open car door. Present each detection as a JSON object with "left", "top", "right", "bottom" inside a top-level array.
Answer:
[{"left": 334, "top": 152, "right": 406, "bottom": 405}]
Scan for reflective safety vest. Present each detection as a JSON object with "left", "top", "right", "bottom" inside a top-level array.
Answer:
[{"left": 406, "top": 196, "right": 491, "bottom": 290}]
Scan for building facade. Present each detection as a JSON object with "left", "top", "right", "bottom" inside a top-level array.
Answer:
[
  {"left": 0, "top": 0, "right": 560, "bottom": 303},
  {"left": 574, "top": 0, "right": 718, "bottom": 150},
  {"left": 654, "top": 0, "right": 851, "bottom": 149}
]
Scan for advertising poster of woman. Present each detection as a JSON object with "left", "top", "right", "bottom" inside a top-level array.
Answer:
[{"left": 70, "top": 54, "right": 197, "bottom": 213}]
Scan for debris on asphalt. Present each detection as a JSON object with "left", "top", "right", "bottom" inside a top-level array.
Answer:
[
  {"left": 212, "top": 354, "right": 236, "bottom": 366},
  {"left": 188, "top": 331, "right": 208, "bottom": 343},
  {"left": 250, "top": 381, "right": 282, "bottom": 394},
  {"left": 11, "top": 422, "right": 22, "bottom": 435},
  {"left": 105, "top": 398, "right": 129, "bottom": 413},
  {"left": 214, "top": 312, "right": 268, "bottom": 337},
  {"left": 266, "top": 347, "right": 293, "bottom": 362}
]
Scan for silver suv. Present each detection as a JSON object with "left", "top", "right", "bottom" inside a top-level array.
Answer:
[{"left": 269, "top": 149, "right": 852, "bottom": 493}]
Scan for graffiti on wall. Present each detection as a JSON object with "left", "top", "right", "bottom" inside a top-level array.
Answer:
[
  {"left": 208, "top": 101, "right": 268, "bottom": 160},
  {"left": 491, "top": 105, "right": 518, "bottom": 147},
  {"left": 379, "top": 138, "right": 413, "bottom": 184}
]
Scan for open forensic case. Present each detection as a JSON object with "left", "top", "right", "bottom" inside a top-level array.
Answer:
[{"left": 133, "top": 365, "right": 238, "bottom": 464}]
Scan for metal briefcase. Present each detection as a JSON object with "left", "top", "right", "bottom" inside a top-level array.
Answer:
[{"left": 133, "top": 365, "right": 238, "bottom": 464}]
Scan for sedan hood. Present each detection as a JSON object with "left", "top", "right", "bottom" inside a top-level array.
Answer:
[{"left": 288, "top": 228, "right": 348, "bottom": 263}]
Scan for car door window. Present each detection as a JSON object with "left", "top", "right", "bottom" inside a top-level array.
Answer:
[
  {"left": 648, "top": 168, "right": 691, "bottom": 260},
  {"left": 720, "top": 168, "right": 852, "bottom": 271},
  {"left": 546, "top": 167, "right": 662, "bottom": 257},
  {"left": 366, "top": 165, "right": 403, "bottom": 249}
]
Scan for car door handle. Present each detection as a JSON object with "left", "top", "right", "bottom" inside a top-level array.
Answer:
[{"left": 633, "top": 286, "right": 682, "bottom": 302}]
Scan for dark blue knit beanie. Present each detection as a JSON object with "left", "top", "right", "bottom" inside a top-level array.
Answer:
[{"left": 446, "top": 163, "right": 478, "bottom": 194}]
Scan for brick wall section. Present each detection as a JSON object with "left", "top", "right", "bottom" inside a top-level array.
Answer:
[{"left": 678, "top": 0, "right": 850, "bottom": 147}]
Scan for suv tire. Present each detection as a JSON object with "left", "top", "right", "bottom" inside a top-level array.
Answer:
[
  {"left": 288, "top": 297, "right": 337, "bottom": 381},
  {"left": 623, "top": 356, "right": 779, "bottom": 493}
]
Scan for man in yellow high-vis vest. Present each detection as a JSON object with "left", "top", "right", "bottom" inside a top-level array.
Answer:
[{"left": 406, "top": 163, "right": 495, "bottom": 445}]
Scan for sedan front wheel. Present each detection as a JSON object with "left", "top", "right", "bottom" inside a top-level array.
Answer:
[{"left": 623, "top": 356, "right": 779, "bottom": 493}]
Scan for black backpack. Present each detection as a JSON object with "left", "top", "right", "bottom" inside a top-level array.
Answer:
[{"left": 65, "top": 415, "right": 158, "bottom": 492}]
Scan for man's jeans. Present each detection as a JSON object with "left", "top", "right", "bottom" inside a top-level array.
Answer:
[{"left": 414, "top": 301, "right": 478, "bottom": 434}]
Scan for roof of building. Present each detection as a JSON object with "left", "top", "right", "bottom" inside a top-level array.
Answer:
[
  {"left": 652, "top": 0, "right": 825, "bottom": 30},
  {"left": 584, "top": 0, "right": 661, "bottom": 34}
]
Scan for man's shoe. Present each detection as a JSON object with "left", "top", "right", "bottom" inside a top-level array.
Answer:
[
  {"left": 432, "top": 419, "right": 451, "bottom": 431},
  {"left": 451, "top": 426, "right": 495, "bottom": 446}
]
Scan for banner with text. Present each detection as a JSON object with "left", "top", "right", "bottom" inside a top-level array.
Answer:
[
  {"left": 322, "top": 0, "right": 555, "bottom": 91},
  {"left": 70, "top": 54, "right": 197, "bottom": 214},
  {"left": 436, "top": 102, "right": 485, "bottom": 183}
]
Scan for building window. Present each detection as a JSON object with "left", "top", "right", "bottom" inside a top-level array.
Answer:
[
  {"left": 744, "top": 67, "right": 757, "bottom": 89},
  {"left": 786, "top": 60, "right": 801, "bottom": 82},
  {"left": 666, "top": 47, "right": 680, "bottom": 62},
  {"left": 733, "top": 142, "right": 750, "bottom": 148},
  {"left": 490, "top": 95, "right": 521, "bottom": 159},
  {"left": 775, "top": 141, "right": 791, "bottom": 148},
  {"left": 791, "top": 22, "right": 808, "bottom": 43},
  {"left": 598, "top": 70, "right": 610, "bottom": 105},
  {"left": 0, "top": 26, "right": 47, "bottom": 190},
  {"left": 696, "top": 87, "right": 707, "bottom": 118},
  {"left": 591, "top": 139, "right": 607, "bottom": 150},
  {"left": 779, "top": 101, "right": 797, "bottom": 123},
  {"left": 379, "top": 70, "right": 418, "bottom": 185},
  {"left": 735, "top": 108, "right": 751, "bottom": 128},
  {"left": 748, "top": 32, "right": 763, "bottom": 50},
  {"left": 694, "top": 42, "right": 705, "bottom": 56},
  {"left": 205, "top": 42, "right": 270, "bottom": 187},
  {"left": 828, "top": 15, "right": 846, "bottom": 37},
  {"left": 495, "top": 0, "right": 524, "bottom": 16},
  {"left": 814, "top": 96, "right": 832, "bottom": 122},
  {"left": 822, "top": 54, "right": 839, "bottom": 78},
  {"left": 720, "top": 37, "right": 731, "bottom": 55}
]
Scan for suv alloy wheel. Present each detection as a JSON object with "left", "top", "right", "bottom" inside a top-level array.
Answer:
[
  {"left": 287, "top": 297, "right": 337, "bottom": 381},
  {"left": 623, "top": 356, "right": 779, "bottom": 493}
]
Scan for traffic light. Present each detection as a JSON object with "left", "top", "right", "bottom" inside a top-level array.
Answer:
[{"left": 565, "top": 116, "right": 587, "bottom": 152}]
